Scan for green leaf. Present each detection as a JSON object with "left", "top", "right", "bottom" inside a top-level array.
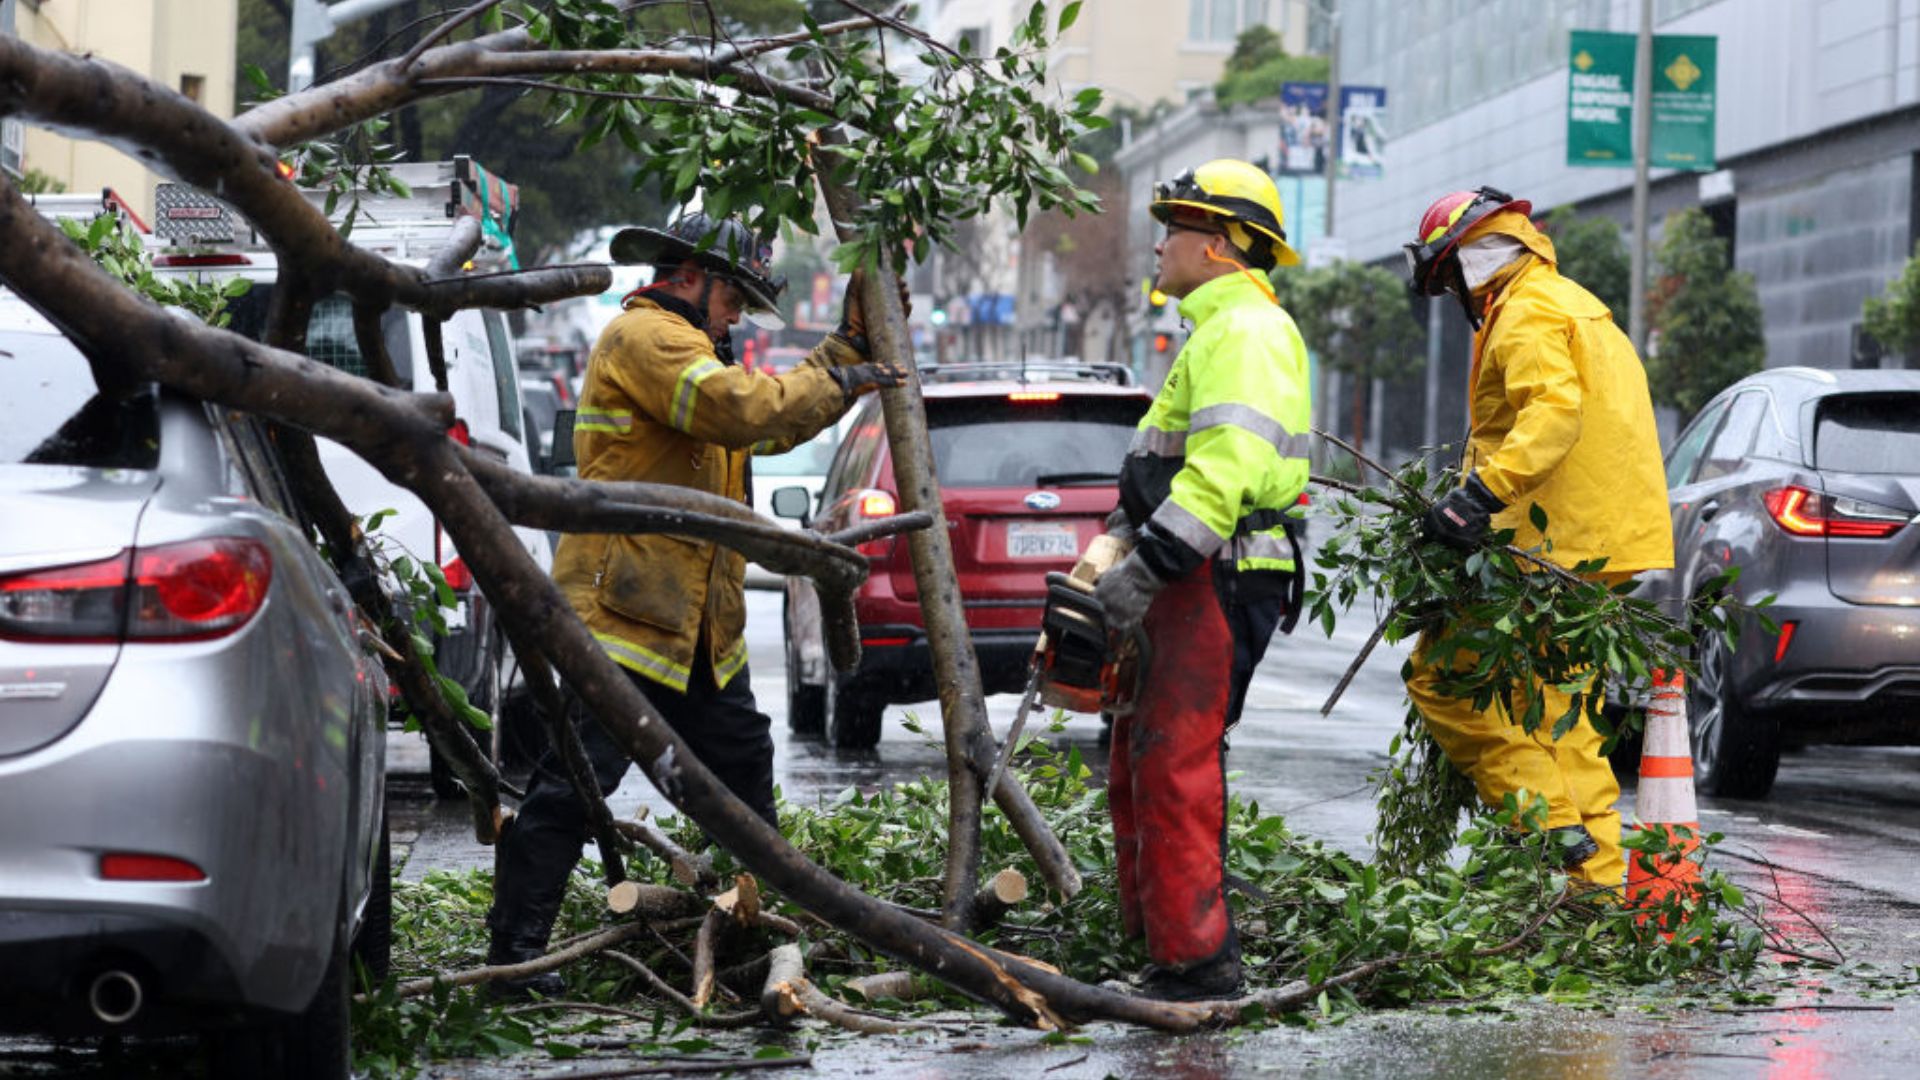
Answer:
[
  {"left": 1528, "top": 502, "right": 1549, "bottom": 532},
  {"left": 1058, "top": 0, "right": 1084, "bottom": 33}
]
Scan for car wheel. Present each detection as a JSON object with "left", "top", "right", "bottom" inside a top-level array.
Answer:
[
  {"left": 785, "top": 598, "right": 825, "bottom": 737},
  {"left": 207, "top": 922, "right": 350, "bottom": 1080},
  {"left": 824, "top": 672, "right": 883, "bottom": 750},
  {"left": 1602, "top": 704, "right": 1644, "bottom": 782},
  {"left": 430, "top": 625, "right": 505, "bottom": 800},
  {"left": 1689, "top": 628, "right": 1779, "bottom": 799},
  {"left": 350, "top": 810, "right": 392, "bottom": 986}
]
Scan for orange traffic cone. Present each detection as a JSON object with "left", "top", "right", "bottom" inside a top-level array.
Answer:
[{"left": 1627, "top": 669, "right": 1704, "bottom": 917}]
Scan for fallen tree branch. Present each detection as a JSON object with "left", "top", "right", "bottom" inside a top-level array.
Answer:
[
  {"left": 1319, "top": 604, "right": 1400, "bottom": 716},
  {"left": 590, "top": 951, "right": 766, "bottom": 1030},
  {"left": 605, "top": 881, "right": 707, "bottom": 921},
  {"left": 381, "top": 921, "right": 649, "bottom": 1000},
  {"left": 613, "top": 818, "right": 717, "bottom": 889}
]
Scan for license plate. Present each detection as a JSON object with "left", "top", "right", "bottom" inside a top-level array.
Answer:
[{"left": 1006, "top": 522, "right": 1078, "bottom": 559}]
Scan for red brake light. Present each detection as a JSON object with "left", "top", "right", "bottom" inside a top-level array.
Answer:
[
  {"left": 0, "top": 551, "right": 133, "bottom": 642},
  {"left": 1763, "top": 485, "right": 1907, "bottom": 539},
  {"left": 857, "top": 490, "right": 897, "bottom": 518},
  {"left": 101, "top": 853, "right": 207, "bottom": 882},
  {"left": 0, "top": 539, "right": 270, "bottom": 643},
  {"left": 1008, "top": 391, "right": 1061, "bottom": 403},
  {"left": 128, "top": 538, "right": 273, "bottom": 640},
  {"left": 441, "top": 555, "right": 475, "bottom": 592},
  {"left": 1773, "top": 620, "right": 1798, "bottom": 664},
  {"left": 447, "top": 420, "right": 472, "bottom": 446},
  {"left": 151, "top": 253, "right": 253, "bottom": 267},
  {"left": 275, "top": 158, "right": 297, "bottom": 181}
]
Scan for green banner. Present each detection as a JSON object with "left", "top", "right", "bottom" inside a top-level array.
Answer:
[
  {"left": 1651, "top": 35, "right": 1716, "bottom": 170},
  {"left": 1568, "top": 31, "right": 1636, "bottom": 167},
  {"left": 1567, "top": 31, "right": 1718, "bottom": 171}
]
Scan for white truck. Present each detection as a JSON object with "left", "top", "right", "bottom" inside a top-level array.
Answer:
[{"left": 148, "top": 159, "right": 556, "bottom": 797}]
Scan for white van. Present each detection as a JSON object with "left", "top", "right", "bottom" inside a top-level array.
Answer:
[{"left": 149, "top": 163, "right": 554, "bottom": 797}]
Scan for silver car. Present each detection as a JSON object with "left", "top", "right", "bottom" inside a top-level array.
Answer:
[
  {"left": 1640, "top": 367, "right": 1920, "bottom": 799},
  {"left": 0, "top": 299, "right": 388, "bottom": 1079}
]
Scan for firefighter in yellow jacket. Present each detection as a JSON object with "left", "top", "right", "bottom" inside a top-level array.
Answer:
[
  {"left": 487, "top": 215, "right": 904, "bottom": 996},
  {"left": 1400, "top": 188, "right": 1674, "bottom": 891}
]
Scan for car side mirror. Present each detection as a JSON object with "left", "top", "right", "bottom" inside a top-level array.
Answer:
[
  {"left": 770, "top": 485, "right": 812, "bottom": 525},
  {"left": 547, "top": 409, "right": 576, "bottom": 475}
]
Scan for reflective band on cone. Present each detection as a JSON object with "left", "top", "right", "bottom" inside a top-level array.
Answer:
[{"left": 1628, "top": 668, "right": 1704, "bottom": 923}]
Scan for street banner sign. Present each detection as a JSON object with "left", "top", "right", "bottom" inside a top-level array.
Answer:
[
  {"left": 1278, "top": 82, "right": 1329, "bottom": 175},
  {"left": 1277, "top": 82, "right": 1387, "bottom": 180},
  {"left": 1651, "top": 34, "right": 1716, "bottom": 170},
  {"left": 1567, "top": 30, "right": 1717, "bottom": 170},
  {"left": 1568, "top": 30, "right": 1636, "bottom": 166}
]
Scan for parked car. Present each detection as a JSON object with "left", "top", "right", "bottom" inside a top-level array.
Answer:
[
  {"left": 0, "top": 297, "right": 388, "bottom": 1077},
  {"left": 745, "top": 415, "right": 854, "bottom": 590},
  {"left": 777, "top": 365, "right": 1152, "bottom": 747},
  {"left": 520, "top": 368, "right": 577, "bottom": 471},
  {"left": 150, "top": 174, "right": 554, "bottom": 800},
  {"left": 1640, "top": 366, "right": 1920, "bottom": 798}
]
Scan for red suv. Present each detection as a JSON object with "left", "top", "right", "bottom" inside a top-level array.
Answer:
[{"left": 774, "top": 364, "right": 1152, "bottom": 747}]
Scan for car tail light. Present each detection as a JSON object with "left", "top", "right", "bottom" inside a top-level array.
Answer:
[
  {"left": 1008, "top": 391, "right": 1060, "bottom": 403},
  {"left": 0, "top": 539, "right": 271, "bottom": 643},
  {"left": 100, "top": 852, "right": 207, "bottom": 882},
  {"left": 128, "top": 539, "right": 273, "bottom": 640},
  {"left": 1773, "top": 620, "right": 1798, "bottom": 664},
  {"left": 447, "top": 420, "right": 471, "bottom": 447},
  {"left": 851, "top": 489, "right": 898, "bottom": 558},
  {"left": 856, "top": 489, "right": 897, "bottom": 518},
  {"left": 151, "top": 253, "right": 253, "bottom": 267},
  {"left": 861, "top": 636, "right": 912, "bottom": 647},
  {"left": 1763, "top": 485, "right": 1909, "bottom": 538}
]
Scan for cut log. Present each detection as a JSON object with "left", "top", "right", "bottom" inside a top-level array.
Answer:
[
  {"left": 972, "top": 868, "right": 1029, "bottom": 929},
  {"left": 844, "top": 970, "right": 923, "bottom": 1003},
  {"left": 605, "top": 881, "right": 705, "bottom": 920},
  {"left": 760, "top": 944, "right": 807, "bottom": 1027},
  {"left": 691, "top": 909, "right": 727, "bottom": 1009}
]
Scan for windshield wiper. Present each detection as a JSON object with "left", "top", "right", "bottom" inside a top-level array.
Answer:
[{"left": 1034, "top": 472, "right": 1113, "bottom": 487}]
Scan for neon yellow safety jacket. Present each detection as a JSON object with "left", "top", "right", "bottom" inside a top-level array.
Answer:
[
  {"left": 550, "top": 295, "right": 862, "bottom": 691},
  {"left": 1118, "top": 270, "right": 1313, "bottom": 584}
]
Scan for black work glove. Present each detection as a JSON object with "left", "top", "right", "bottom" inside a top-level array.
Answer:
[
  {"left": 827, "top": 360, "right": 908, "bottom": 403},
  {"left": 1093, "top": 551, "right": 1164, "bottom": 639},
  {"left": 1103, "top": 505, "right": 1138, "bottom": 548},
  {"left": 837, "top": 269, "right": 913, "bottom": 350},
  {"left": 1423, "top": 472, "right": 1507, "bottom": 550}
]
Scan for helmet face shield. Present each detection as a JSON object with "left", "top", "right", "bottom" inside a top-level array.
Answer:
[{"left": 1402, "top": 186, "right": 1525, "bottom": 296}]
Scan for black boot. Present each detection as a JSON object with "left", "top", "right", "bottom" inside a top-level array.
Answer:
[
  {"left": 483, "top": 814, "right": 574, "bottom": 1002},
  {"left": 1133, "top": 939, "right": 1243, "bottom": 1002}
]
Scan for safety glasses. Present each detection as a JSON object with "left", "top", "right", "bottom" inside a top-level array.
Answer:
[{"left": 1402, "top": 186, "right": 1515, "bottom": 296}]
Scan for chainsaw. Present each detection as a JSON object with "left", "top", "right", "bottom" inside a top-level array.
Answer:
[{"left": 983, "top": 533, "right": 1148, "bottom": 799}]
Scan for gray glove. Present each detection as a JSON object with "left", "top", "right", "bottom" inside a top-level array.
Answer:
[
  {"left": 1093, "top": 551, "right": 1164, "bottom": 638},
  {"left": 1104, "top": 506, "right": 1138, "bottom": 547}
]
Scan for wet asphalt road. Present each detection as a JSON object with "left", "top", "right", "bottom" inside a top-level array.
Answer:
[{"left": 380, "top": 588, "right": 1920, "bottom": 1079}]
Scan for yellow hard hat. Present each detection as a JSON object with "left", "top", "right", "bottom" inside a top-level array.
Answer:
[{"left": 1150, "top": 158, "right": 1299, "bottom": 269}]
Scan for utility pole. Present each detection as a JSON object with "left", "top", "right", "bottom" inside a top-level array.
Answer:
[
  {"left": 289, "top": 0, "right": 416, "bottom": 92},
  {"left": 1322, "top": 1, "right": 1341, "bottom": 243},
  {"left": 1628, "top": 0, "right": 1653, "bottom": 356}
]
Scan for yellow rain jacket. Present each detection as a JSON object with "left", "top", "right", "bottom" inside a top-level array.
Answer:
[
  {"left": 551, "top": 296, "right": 860, "bottom": 691},
  {"left": 1461, "top": 212, "right": 1674, "bottom": 573}
]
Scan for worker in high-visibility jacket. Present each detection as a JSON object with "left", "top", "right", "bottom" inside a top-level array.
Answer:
[
  {"left": 487, "top": 214, "right": 904, "bottom": 998},
  {"left": 1093, "top": 159, "right": 1312, "bottom": 1002},
  {"left": 1399, "top": 187, "right": 1673, "bottom": 891}
]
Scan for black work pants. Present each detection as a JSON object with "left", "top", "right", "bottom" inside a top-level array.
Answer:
[{"left": 486, "top": 650, "right": 775, "bottom": 950}]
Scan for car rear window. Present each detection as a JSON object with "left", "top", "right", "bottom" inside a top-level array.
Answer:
[
  {"left": 1815, "top": 394, "right": 1920, "bottom": 475},
  {"left": 1, "top": 330, "right": 160, "bottom": 468},
  {"left": 227, "top": 287, "right": 414, "bottom": 385},
  {"left": 927, "top": 395, "right": 1146, "bottom": 488}
]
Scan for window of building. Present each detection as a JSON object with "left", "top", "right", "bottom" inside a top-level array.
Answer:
[
  {"left": 1190, "top": 0, "right": 1270, "bottom": 44},
  {"left": 179, "top": 73, "right": 205, "bottom": 103}
]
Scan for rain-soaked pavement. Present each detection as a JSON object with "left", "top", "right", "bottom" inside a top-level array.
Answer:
[
  {"left": 6, "top": 588, "right": 1918, "bottom": 1078},
  {"left": 379, "top": 588, "right": 1920, "bottom": 1079}
]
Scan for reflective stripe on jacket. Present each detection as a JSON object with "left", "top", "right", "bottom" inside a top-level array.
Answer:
[
  {"left": 1119, "top": 271, "right": 1312, "bottom": 579},
  {"left": 551, "top": 296, "right": 859, "bottom": 690},
  {"left": 1465, "top": 242, "right": 1674, "bottom": 574}
]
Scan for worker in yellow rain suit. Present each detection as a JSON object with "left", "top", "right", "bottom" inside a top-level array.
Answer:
[
  {"left": 1399, "top": 187, "right": 1674, "bottom": 890},
  {"left": 487, "top": 214, "right": 904, "bottom": 998}
]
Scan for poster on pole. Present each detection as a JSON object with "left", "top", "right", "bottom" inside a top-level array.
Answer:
[
  {"left": 1337, "top": 86, "right": 1388, "bottom": 180},
  {"left": 1651, "top": 34, "right": 1716, "bottom": 170},
  {"left": 1278, "top": 82, "right": 1329, "bottom": 176},
  {"left": 1567, "top": 30, "right": 1636, "bottom": 167}
]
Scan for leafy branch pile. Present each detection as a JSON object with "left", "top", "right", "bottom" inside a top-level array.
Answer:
[
  {"left": 1302, "top": 450, "right": 1762, "bottom": 874},
  {"left": 354, "top": 734, "right": 1786, "bottom": 1077}
]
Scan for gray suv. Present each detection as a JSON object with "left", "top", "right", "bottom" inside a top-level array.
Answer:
[
  {"left": 1644, "top": 367, "right": 1920, "bottom": 798},
  {"left": 0, "top": 299, "right": 389, "bottom": 1078}
]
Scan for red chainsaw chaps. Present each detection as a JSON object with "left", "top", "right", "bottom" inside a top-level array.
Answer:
[{"left": 1108, "top": 563, "right": 1235, "bottom": 968}]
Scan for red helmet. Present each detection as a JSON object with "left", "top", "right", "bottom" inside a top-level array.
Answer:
[{"left": 1402, "top": 186, "right": 1531, "bottom": 296}]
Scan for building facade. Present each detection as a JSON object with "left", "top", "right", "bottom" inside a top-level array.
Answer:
[{"left": 2, "top": 0, "right": 239, "bottom": 220}]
